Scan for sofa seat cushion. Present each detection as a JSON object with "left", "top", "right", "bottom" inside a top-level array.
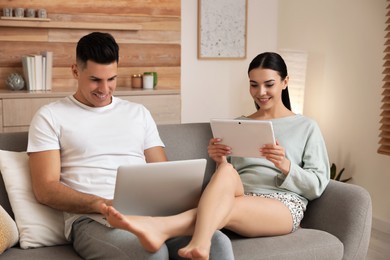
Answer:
[
  {"left": 228, "top": 228, "right": 343, "bottom": 260},
  {"left": 2, "top": 229, "right": 342, "bottom": 260},
  {"left": 0, "top": 245, "right": 82, "bottom": 260}
]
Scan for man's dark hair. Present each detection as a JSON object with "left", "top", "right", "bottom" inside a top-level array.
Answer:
[{"left": 76, "top": 32, "right": 119, "bottom": 68}]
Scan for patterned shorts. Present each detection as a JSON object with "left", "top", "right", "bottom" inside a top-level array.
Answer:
[{"left": 244, "top": 192, "right": 306, "bottom": 232}]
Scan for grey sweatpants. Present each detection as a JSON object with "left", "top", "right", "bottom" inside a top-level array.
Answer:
[{"left": 71, "top": 216, "right": 234, "bottom": 259}]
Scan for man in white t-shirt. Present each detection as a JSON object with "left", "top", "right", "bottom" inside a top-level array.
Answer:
[{"left": 27, "top": 32, "right": 233, "bottom": 259}]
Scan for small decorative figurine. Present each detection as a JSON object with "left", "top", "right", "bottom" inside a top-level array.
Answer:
[{"left": 5, "top": 73, "right": 25, "bottom": 90}]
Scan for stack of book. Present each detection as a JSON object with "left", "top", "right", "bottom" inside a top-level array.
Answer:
[{"left": 22, "top": 51, "right": 53, "bottom": 91}]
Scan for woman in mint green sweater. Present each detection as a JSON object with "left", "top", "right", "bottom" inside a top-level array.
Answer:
[{"left": 103, "top": 52, "right": 330, "bottom": 260}]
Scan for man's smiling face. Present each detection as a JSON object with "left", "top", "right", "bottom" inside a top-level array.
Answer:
[{"left": 72, "top": 60, "right": 118, "bottom": 107}]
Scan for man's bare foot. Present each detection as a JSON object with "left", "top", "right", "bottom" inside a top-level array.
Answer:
[
  {"left": 178, "top": 243, "right": 211, "bottom": 260},
  {"left": 105, "top": 206, "right": 167, "bottom": 253}
]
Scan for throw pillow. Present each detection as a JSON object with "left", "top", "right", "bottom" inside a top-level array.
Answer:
[
  {"left": 0, "top": 150, "right": 68, "bottom": 249},
  {"left": 0, "top": 205, "right": 18, "bottom": 254}
]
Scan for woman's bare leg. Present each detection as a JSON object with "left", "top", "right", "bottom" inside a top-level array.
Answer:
[
  {"left": 178, "top": 163, "right": 244, "bottom": 260},
  {"left": 104, "top": 206, "right": 197, "bottom": 253},
  {"left": 178, "top": 163, "right": 294, "bottom": 260},
  {"left": 224, "top": 196, "right": 293, "bottom": 237}
]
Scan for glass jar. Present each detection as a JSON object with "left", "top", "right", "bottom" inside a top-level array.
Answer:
[{"left": 131, "top": 74, "right": 142, "bottom": 88}]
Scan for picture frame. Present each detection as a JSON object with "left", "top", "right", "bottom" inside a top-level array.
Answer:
[{"left": 198, "top": 0, "right": 247, "bottom": 59}]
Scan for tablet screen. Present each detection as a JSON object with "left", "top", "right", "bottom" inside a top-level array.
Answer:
[{"left": 210, "top": 119, "right": 275, "bottom": 158}]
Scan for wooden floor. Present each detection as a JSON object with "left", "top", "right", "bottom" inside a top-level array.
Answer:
[{"left": 366, "top": 227, "right": 390, "bottom": 260}]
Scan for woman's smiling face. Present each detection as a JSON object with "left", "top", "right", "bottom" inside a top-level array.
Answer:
[{"left": 249, "top": 68, "right": 288, "bottom": 111}]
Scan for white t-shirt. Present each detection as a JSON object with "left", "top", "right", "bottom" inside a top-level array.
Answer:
[{"left": 27, "top": 95, "right": 164, "bottom": 238}]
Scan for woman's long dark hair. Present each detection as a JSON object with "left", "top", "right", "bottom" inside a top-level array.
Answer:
[{"left": 248, "top": 52, "right": 291, "bottom": 111}]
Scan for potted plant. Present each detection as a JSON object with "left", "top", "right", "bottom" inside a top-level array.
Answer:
[{"left": 330, "top": 163, "right": 351, "bottom": 182}]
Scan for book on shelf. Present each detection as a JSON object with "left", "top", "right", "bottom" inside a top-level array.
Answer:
[
  {"left": 34, "top": 54, "right": 43, "bottom": 91},
  {"left": 21, "top": 51, "right": 53, "bottom": 91},
  {"left": 41, "top": 51, "right": 53, "bottom": 91},
  {"left": 21, "top": 56, "right": 31, "bottom": 90}
]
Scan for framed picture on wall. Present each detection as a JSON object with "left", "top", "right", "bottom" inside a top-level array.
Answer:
[{"left": 198, "top": 0, "right": 247, "bottom": 59}]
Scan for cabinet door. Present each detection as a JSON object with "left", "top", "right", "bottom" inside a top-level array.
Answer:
[
  {"left": 2, "top": 98, "right": 59, "bottom": 132},
  {"left": 1, "top": 94, "right": 181, "bottom": 132},
  {"left": 120, "top": 94, "right": 181, "bottom": 124}
]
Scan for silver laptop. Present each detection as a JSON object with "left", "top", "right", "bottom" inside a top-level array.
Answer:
[{"left": 113, "top": 159, "right": 207, "bottom": 216}]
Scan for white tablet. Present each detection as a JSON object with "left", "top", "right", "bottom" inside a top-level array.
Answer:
[{"left": 210, "top": 119, "right": 275, "bottom": 158}]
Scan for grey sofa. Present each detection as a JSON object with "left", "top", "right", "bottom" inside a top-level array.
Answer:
[{"left": 0, "top": 123, "right": 372, "bottom": 259}]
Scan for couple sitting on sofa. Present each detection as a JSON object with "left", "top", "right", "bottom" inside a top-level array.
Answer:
[{"left": 27, "top": 32, "right": 329, "bottom": 260}]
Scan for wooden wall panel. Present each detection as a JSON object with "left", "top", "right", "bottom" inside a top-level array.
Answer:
[
  {"left": 0, "top": 28, "right": 48, "bottom": 42},
  {"left": 0, "top": 42, "right": 180, "bottom": 67},
  {"left": 7, "top": 0, "right": 181, "bottom": 17},
  {"left": 50, "top": 67, "right": 180, "bottom": 90},
  {"left": 0, "top": 0, "right": 181, "bottom": 91}
]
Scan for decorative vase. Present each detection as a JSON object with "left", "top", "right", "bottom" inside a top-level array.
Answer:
[{"left": 5, "top": 73, "right": 25, "bottom": 91}]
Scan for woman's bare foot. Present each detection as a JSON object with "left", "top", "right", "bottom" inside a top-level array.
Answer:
[
  {"left": 105, "top": 206, "right": 167, "bottom": 253},
  {"left": 178, "top": 242, "right": 211, "bottom": 260}
]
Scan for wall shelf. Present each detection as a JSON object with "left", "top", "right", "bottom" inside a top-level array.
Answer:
[
  {"left": 0, "top": 87, "right": 179, "bottom": 99},
  {"left": 0, "top": 17, "right": 142, "bottom": 31},
  {"left": 1, "top": 16, "right": 51, "bottom": 22}
]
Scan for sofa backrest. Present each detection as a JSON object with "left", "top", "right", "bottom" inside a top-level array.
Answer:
[
  {"left": 0, "top": 132, "right": 28, "bottom": 152},
  {"left": 157, "top": 123, "right": 216, "bottom": 189},
  {"left": 0, "top": 123, "right": 216, "bottom": 218}
]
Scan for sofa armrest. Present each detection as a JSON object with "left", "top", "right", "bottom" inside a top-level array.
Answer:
[{"left": 301, "top": 180, "right": 372, "bottom": 260}]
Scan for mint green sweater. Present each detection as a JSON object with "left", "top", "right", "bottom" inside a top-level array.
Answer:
[{"left": 230, "top": 115, "right": 330, "bottom": 206}]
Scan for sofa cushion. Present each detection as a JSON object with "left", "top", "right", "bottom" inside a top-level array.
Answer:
[
  {"left": 228, "top": 228, "right": 344, "bottom": 260},
  {"left": 0, "top": 205, "right": 19, "bottom": 254},
  {"left": 0, "top": 150, "right": 68, "bottom": 249},
  {"left": 0, "top": 245, "right": 82, "bottom": 260}
]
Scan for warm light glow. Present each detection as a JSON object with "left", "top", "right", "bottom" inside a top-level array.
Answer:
[{"left": 279, "top": 49, "right": 308, "bottom": 114}]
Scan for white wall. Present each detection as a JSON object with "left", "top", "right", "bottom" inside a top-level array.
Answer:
[
  {"left": 181, "top": 0, "right": 278, "bottom": 123},
  {"left": 182, "top": 0, "right": 390, "bottom": 223},
  {"left": 278, "top": 0, "right": 390, "bottom": 224}
]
